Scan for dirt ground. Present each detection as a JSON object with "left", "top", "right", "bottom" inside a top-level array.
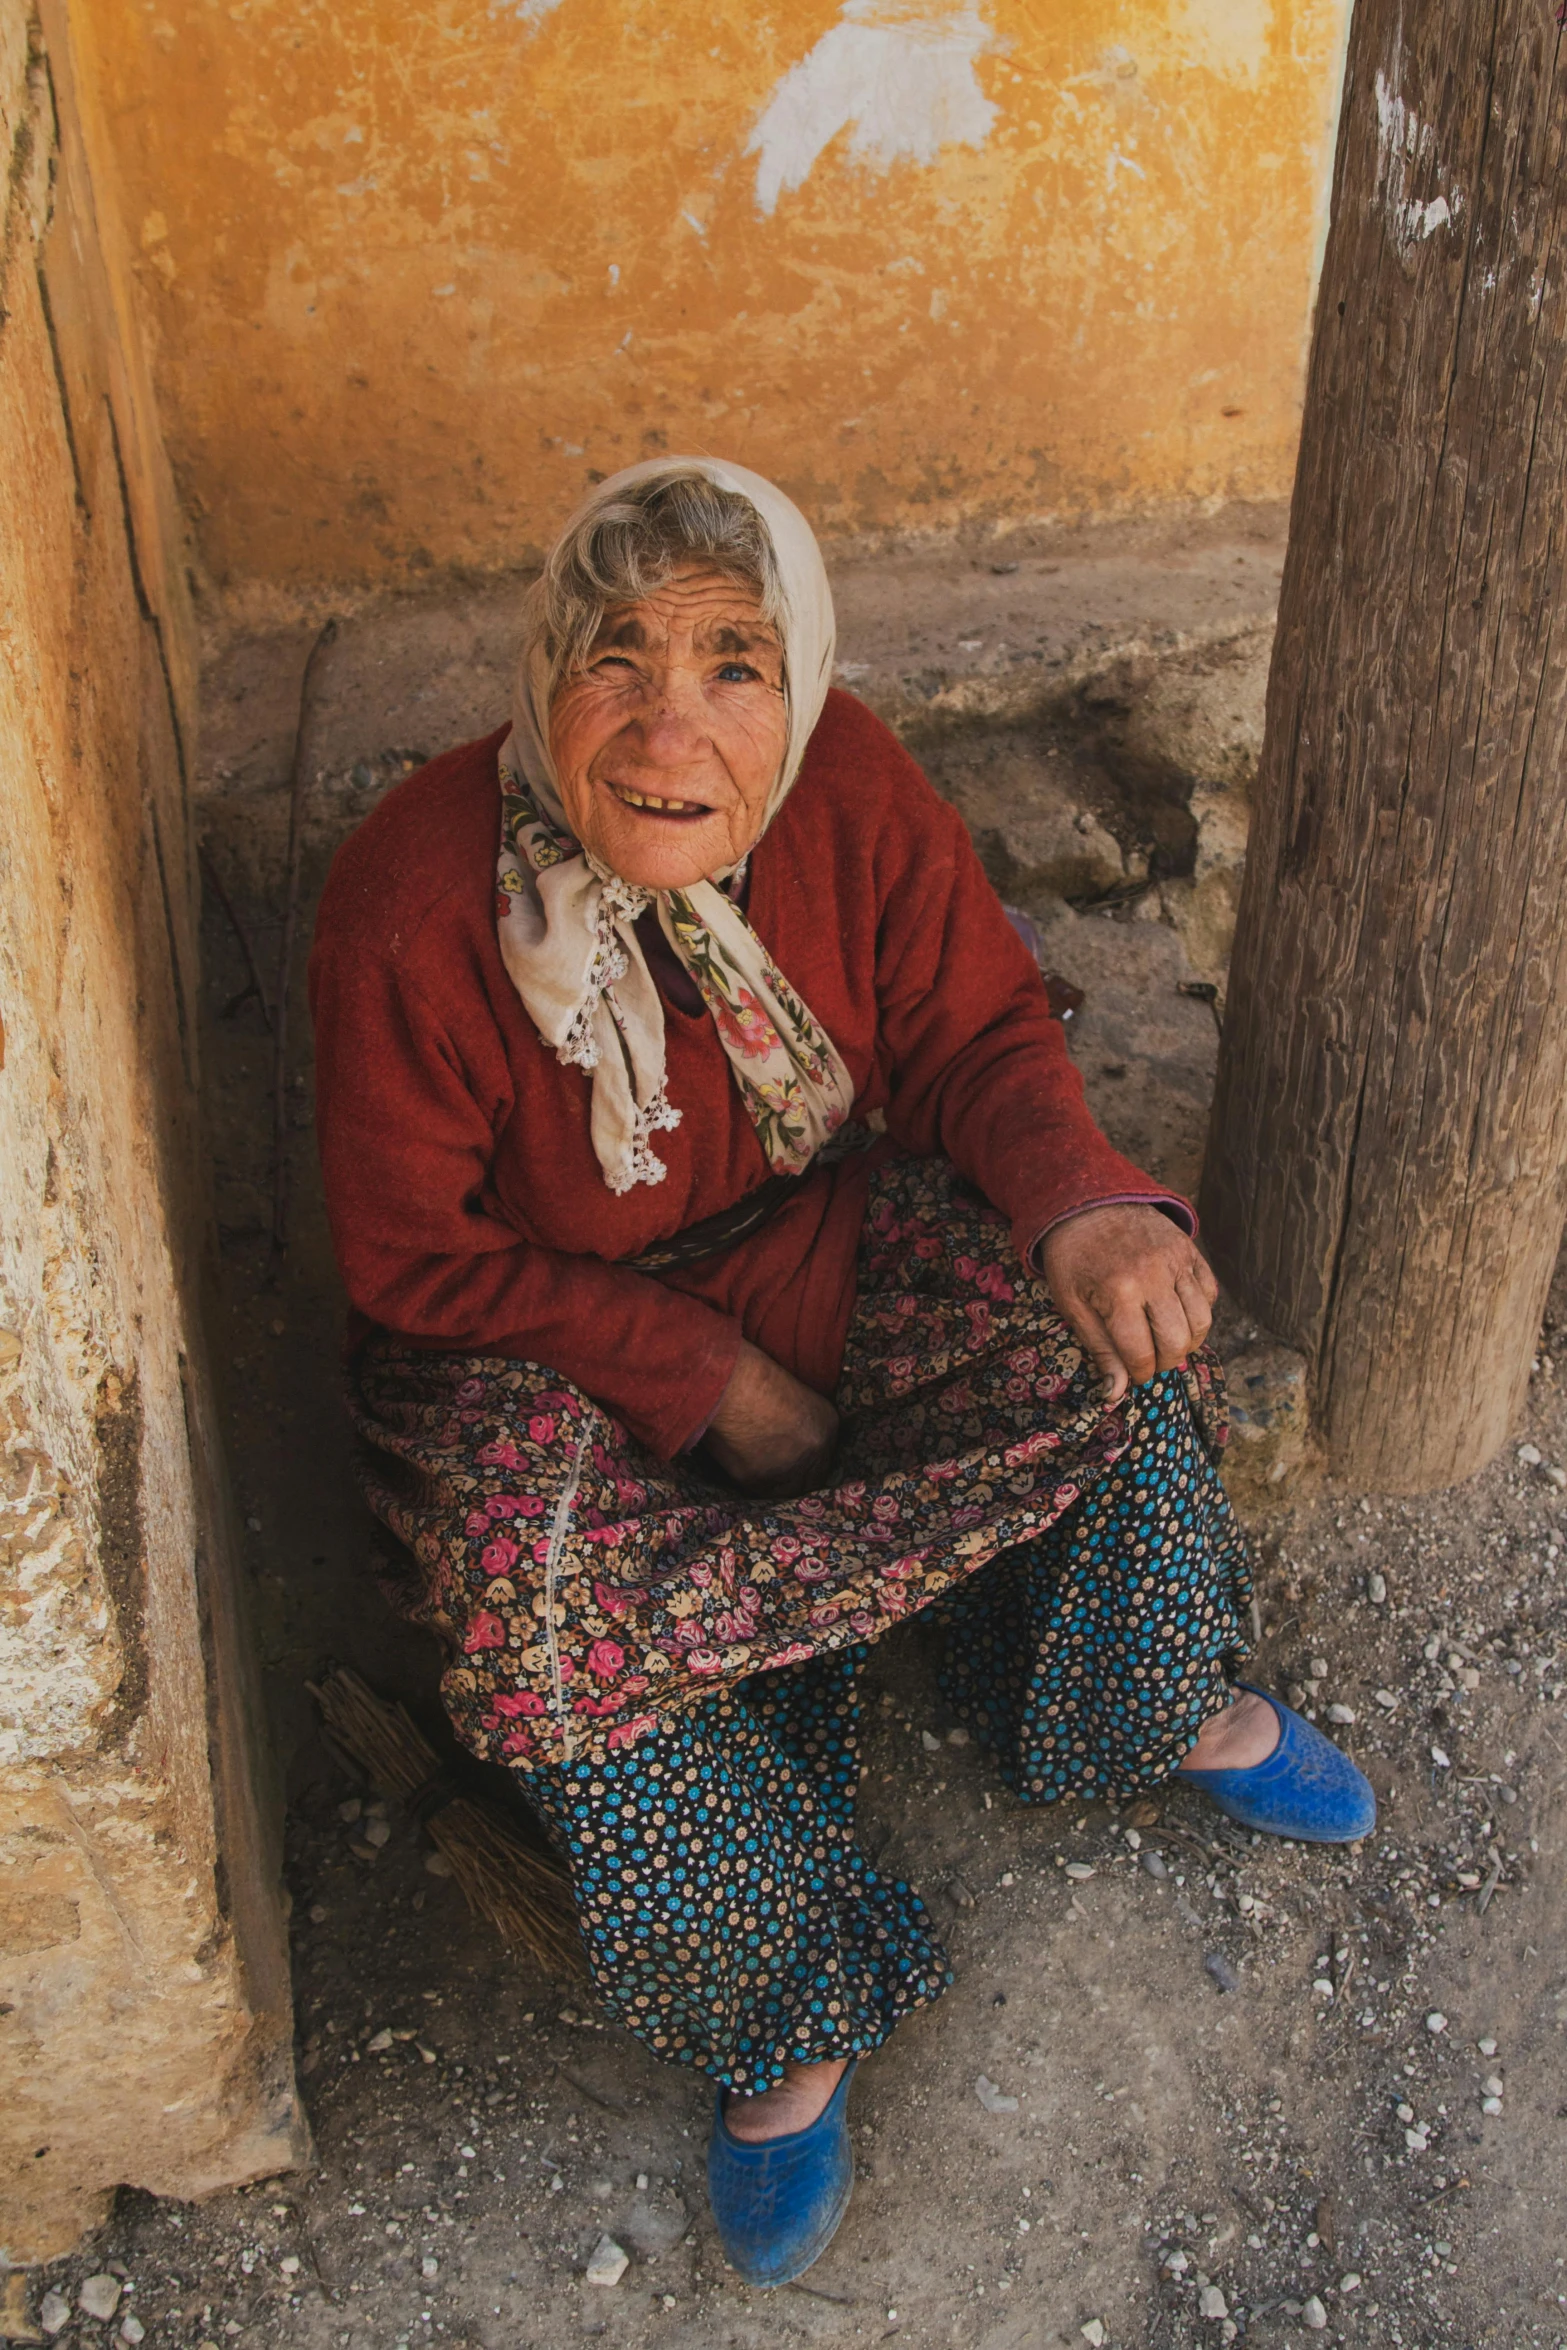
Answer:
[{"left": 18, "top": 530, "right": 1567, "bottom": 2350}]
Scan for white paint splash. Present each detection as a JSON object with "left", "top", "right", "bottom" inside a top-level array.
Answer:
[
  {"left": 1374, "top": 65, "right": 1460, "bottom": 260},
  {"left": 491, "top": 0, "right": 566, "bottom": 27},
  {"left": 748, "top": 2, "right": 1001, "bottom": 218}
]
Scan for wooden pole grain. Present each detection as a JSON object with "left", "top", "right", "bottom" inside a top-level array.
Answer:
[{"left": 1201, "top": 0, "right": 1567, "bottom": 1490}]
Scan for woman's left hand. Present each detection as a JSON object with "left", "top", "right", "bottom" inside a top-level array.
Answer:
[{"left": 1038, "top": 1204, "right": 1219, "bottom": 1405}]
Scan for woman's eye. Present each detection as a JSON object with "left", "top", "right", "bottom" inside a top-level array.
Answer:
[{"left": 715, "top": 662, "right": 759, "bottom": 683}]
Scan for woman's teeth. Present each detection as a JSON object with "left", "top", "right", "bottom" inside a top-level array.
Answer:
[{"left": 613, "top": 785, "right": 707, "bottom": 813}]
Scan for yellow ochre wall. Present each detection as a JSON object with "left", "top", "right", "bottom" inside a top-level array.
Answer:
[{"left": 83, "top": 0, "right": 1350, "bottom": 594}]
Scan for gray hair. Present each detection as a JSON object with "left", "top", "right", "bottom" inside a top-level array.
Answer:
[{"left": 531, "top": 467, "right": 786, "bottom": 695}]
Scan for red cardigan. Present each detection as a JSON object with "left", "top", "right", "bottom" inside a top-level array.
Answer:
[{"left": 309, "top": 693, "right": 1187, "bottom": 1459}]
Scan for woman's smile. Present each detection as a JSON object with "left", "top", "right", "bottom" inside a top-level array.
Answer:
[{"left": 603, "top": 778, "right": 715, "bottom": 820}]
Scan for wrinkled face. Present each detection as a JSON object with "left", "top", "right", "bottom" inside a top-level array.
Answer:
[{"left": 547, "top": 566, "right": 789, "bottom": 891}]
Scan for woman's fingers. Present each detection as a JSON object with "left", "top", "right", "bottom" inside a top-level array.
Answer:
[
  {"left": 1081, "top": 1265, "right": 1211, "bottom": 1390},
  {"left": 1066, "top": 1300, "right": 1130, "bottom": 1403},
  {"left": 1143, "top": 1283, "right": 1198, "bottom": 1372},
  {"left": 1174, "top": 1262, "right": 1215, "bottom": 1348}
]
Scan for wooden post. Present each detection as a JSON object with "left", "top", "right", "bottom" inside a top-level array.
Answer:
[{"left": 1201, "top": 0, "right": 1567, "bottom": 1491}]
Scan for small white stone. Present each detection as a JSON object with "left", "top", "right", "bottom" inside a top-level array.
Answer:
[
  {"left": 1199, "top": 2284, "right": 1229, "bottom": 2319},
  {"left": 585, "top": 2235, "right": 629, "bottom": 2288},
  {"left": 1431, "top": 1745, "right": 1452, "bottom": 1768},
  {"left": 363, "top": 1816, "right": 391, "bottom": 1847},
  {"left": 1374, "top": 1688, "right": 1398, "bottom": 1710},
  {"left": 636, "top": 2173, "right": 649, "bottom": 2190},
  {"left": 1340, "top": 2272, "right": 1362, "bottom": 2292},
  {"left": 1482, "top": 2073, "right": 1504, "bottom": 2098},
  {"left": 424, "top": 1850, "right": 454, "bottom": 1877},
  {"left": 1064, "top": 1862, "right": 1095, "bottom": 1881},
  {"left": 1548, "top": 1465, "right": 1567, "bottom": 1490},
  {"left": 366, "top": 2027, "right": 394, "bottom": 2053},
  {"left": 1312, "top": 1977, "right": 1335, "bottom": 1997},
  {"left": 279, "top": 2256, "right": 300, "bottom": 2278},
  {"left": 337, "top": 1798, "right": 362, "bottom": 1823},
  {"left": 1482, "top": 2096, "right": 1504, "bottom": 2115},
  {"left": 1301, "top": 2295, "right": 1328, "bottom": 2330},
  {"left": 946, "top": 1726, "right": 969, "bottom": 1747},
  {"left": 79, "top": 2277, "right": 123, "bottom": 2322},
  {"left": 119, "top": 2320, "right": 146, "bottom": 2347},
  {"left": 921, "top": 1730, "right": 941, "bottom": 1753},
  {"left": 1396, "top": 2102, "right": 1415, "bottom": 2123},
  {"left": 40, "top": 2293, "right": 72, "bottom": 2338},
  {"left": 1405, "top": 2126, "right": 1429, "bottom": 2151},
  {"left": 417, "top": 2043, "right": 437, "bottom": 2064},
  {"left": 1518, "top": 1443, "right": 1543, "bottom": 1465},
  {"left": 1124, "top": 1827, "right": 1142, "bottom": 1850},
  {"left": 1367, "top": 1571, "right": 1387, "bottom": 1603},
  {"left": 1080, "top": 2324, "right": 1106, "bottom": 2348},
  {"left": 999, "top": 1870, "right": 1015, "bottom": 1886},
  {"left": 1478, "top": 2037, "right": 1498, "bottom": 2056},
  {"left": 1327, "top": 1704, "right": 1357, "bottom": 1725},
  {"left": 1426, "top": 2011, "right": 1448, "bottom": 2034},
  {"left": 975, "top": 2074, "right": 1019, "bottom": 2113},
  {"left": 1309, "top": 1657, "right": 1329, "bottom": 1680},
  {"left": 421, "top": 2256, "right": 439, "bottom": 2279}
]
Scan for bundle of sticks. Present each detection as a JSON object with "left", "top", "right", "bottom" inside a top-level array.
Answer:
[{"left": 308, "top": 1665, "right": 585, "bottom": 1979}]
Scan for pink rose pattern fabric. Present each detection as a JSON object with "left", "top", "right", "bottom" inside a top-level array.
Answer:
[{"left": 349, "top": 1155, "right": 1229, "bottom": 1772}]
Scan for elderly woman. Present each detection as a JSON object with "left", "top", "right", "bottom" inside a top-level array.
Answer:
[{"left": 310, "top": 459, "right": 1372, "bottom": 2287}]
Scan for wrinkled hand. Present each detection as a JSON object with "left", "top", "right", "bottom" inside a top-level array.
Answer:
[
  {"left": 704, "top": 1339, "right": 841, "bottom": 1498},
  {"left": 1039, "top": 1204, "right": 1218, "bottom": 1405}
]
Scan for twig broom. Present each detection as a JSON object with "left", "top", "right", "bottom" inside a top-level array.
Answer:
[{"left": 308, "top": 1664, "right": 585, "bottom": 1979}]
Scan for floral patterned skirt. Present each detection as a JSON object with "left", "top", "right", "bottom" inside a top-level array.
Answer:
[
  {"left": 348, "top": 1154, "right": 1246, "bottom": 1779},
  {"left": 512, "top": 1364, "right": 1251, "bottom": 2090}
]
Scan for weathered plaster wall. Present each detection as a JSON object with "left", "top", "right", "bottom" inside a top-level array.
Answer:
[
  {"left": 79, "top": 0, "right": 1349, "bottom": 596},
  {"left": 0, "top": 0, "right": 306, "bottom": 2261}
]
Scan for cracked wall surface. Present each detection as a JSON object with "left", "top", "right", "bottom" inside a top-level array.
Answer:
[{"left": 0, "top": 0, "right": 306, "bottom": 2262}]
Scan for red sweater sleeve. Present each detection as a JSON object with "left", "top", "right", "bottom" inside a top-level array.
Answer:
[
  {"left": 310, "top": 920, "right": 741, "bottom": 1461},
  {"left": 870, "top": 768, "right": 1193, "bottom": 1260}
]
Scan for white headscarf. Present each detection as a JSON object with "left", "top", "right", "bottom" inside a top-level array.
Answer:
[{"left": 494, "top": 459, "right": 855, "bottom": 1195}]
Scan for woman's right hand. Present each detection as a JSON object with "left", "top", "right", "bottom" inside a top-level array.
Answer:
[{"left": 703, "top": 1339, "right": 840, "bottom": 1498}]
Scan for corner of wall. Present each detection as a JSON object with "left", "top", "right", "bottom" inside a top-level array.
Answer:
[{"left": 0, "top": 0, "right": 307, "bottom": 2265}]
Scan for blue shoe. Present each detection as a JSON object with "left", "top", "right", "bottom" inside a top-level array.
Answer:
[
  {"left": 1176, "top": 1684, "right": 1376, "bottom": 1843},
  {"left": 707, "top": 2061, "right": 856, "bottom": 2288}
]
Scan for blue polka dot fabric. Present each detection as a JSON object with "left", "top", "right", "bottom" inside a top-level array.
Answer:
[{"left": 518, "top": 1369, "right": 1250, "bottom": 2092}]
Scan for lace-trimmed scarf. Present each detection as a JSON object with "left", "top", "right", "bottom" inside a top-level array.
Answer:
[{"left": 494, "top": 458, "right": 854, "bottom": 1195}]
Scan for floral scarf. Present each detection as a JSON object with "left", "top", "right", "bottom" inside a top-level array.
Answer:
[{"left": 493, "top": 458, "right": 854, "bottom": 1195}]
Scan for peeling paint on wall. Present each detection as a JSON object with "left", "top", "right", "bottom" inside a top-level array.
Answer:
[
  {"left": 492, "top": 0, "right": 568, "bottom": 27},
  {"left": 748, "top": 1, "right": 1002, "bottom": 216},
  {"left": 77, "top": 0, "right": 1355, "bottom": 594},
  {"left": 1169, "top": 0, "right": 1274, "bottom": 81}
]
